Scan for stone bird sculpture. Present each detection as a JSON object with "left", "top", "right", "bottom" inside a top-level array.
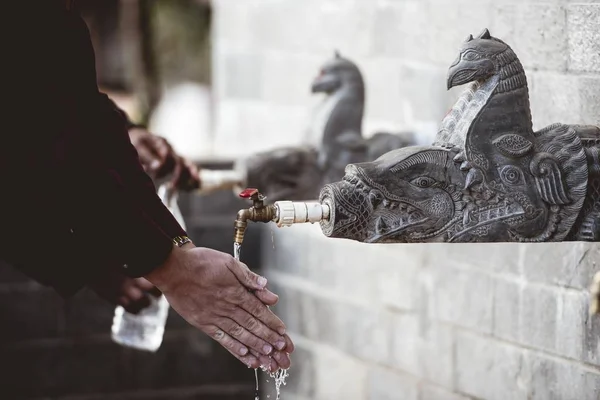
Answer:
[{"left": 238, "top": 51, "right": 414, "bottom": 201}]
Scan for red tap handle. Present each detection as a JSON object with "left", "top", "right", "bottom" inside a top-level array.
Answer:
[{"left": 239, "top": 188, "right": 259, "bottom": 199}]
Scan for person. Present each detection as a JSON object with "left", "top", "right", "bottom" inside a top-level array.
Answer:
[{"left": 1, "top": 0, "right": 293, "bottom": 371}]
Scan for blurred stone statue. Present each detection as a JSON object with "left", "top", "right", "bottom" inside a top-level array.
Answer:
[{"left": 234, "top": 51, "right": 415, "bottom": 201}]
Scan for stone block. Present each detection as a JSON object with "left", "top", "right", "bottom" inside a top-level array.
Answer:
[
  {"left": 313, "top": 345, "right": 368, "bottom": 400},
  {"left": 430, "top": 264, "right": 494, "bottom": 334},
  {"left": 529, "top": 72, "right": 582, "bottom": 129},
  {"left": 371, "top": 1, "right": 431, "bottom": 63},
  {"left": 568, "top": 5, "right": 600, "bottom": 73},
  {"left": 419, "top": 385, "right": 472, "bottom": 400},
  {"left": 260, "top": 52, "right": 325, "bottom": 107},
  {"left": 344, "top": 306, "right": 395, "bottom": 365},
  {"left": 491, "top": 4, "right": 568, "bottom": 72},
  {"left": 529, "top": 354, "right": 600, "bottom": 400},
  {"left": 246, "top": 0, "right": 377, "bottom": 56},
  {"left": 582, "top": 296, "right": 600, "bottom": 367},
  {"left": 579, "top": 76, "right": 600, "bottom": 126},
  {"left": 556, "top": 290, "right": 587, "bottom": 360},
  {"left": 0, "top": 287, "right": 64, "bottom": 342},
  {"left": 262, "top": 227, "right": 309, "bottom": 279},
  {"left": 390, "top": 313, "right": 421, "bottom": 376},
  {"left": 521, "top": 242, "right": 599, "bottom": 290},
  {"left": 367, "top": 366, "right": 419, "bottom": 400},
  {"left": 212, "top": 100, "right": 309, "bottom": 158},
  {"left": 519, "top": 284, "right": 558, "bottom": 353},
  {"left": 372, "top": 244, "right": 424, "bottom": 311},
  {"left": 268, "top": 281, "right": 304, "bottom": 337},
  {"left": 427, "top": 3, "right": 495, "bottom": 67},
  {"left": 419, "top": 322, "right": 455, "bottom": 389},
  {"left": 221, "top": 52, "right": 264, "bottom": 100},
  {"left": 455, "top": 331, "right": 530, "bottom": 400},
  {"left": 427, "top": 243, "right": 521, "bottom": 275},
  {"left": 493, "top": 278, "right": 521, "bottom": 342}
]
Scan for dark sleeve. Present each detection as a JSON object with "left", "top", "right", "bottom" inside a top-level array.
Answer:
[{"left": 90, "top": 93, "right": 188, "bottom": 278}]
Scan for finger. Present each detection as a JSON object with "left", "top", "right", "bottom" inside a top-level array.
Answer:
[
  {"left": 202, "top": 325, "right": 260, "bottom": 368},
  {"left": 272, "top": 350, "right": 291, "bottom": 370},
  {"left": 253, "top": 288, "right": 279, "bottom": 306},
  {"left": 219, "top": 318, "right": 275, "bottom": 356},
  {"left": 181, "top": 160, "right": 201, "bottom": 190},
  {"left": 283, "top": 333, "right": 295, "bottom": 353},
  {"left": 233, "top": 305, "right": 287, "bottom": 350},
  {"left": 124, "top": 294, "right": 151, "bottom": 315},
  {"left": 226, "top": 258, "right": 268, "bottom": 291},
  {"left": 152, "top": 136, "right": 170, "bottom": 160},
  {"left": 249, "top": 349, "right": 278, "bottom": 372},
  {"left": 123, "top": 285, "right": 145, "bottom": 302},
  {"left": 135, "top": 143, "right": 161, "bottom": 172},
  {"left": 133, "top": 277, "right": 155, "bottom": 292},
  {"left": 238, "top": 292, "right": 287, "bottom": 337}
]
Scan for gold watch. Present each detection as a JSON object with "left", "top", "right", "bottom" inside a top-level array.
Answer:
[{"left": 172, "top": 235, "right": 192, "bottom": 247}]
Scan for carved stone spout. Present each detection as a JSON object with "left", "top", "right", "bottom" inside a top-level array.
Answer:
[{"left": 317, "top": 29, "right": 600, "bottom": 243}]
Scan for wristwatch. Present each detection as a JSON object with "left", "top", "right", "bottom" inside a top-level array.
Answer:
[{"left": 172, "top": 235, "right": 192, "bottom": 247}]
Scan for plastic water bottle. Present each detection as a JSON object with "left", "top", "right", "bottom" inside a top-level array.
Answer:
[{"left": 111, "top": 185, "right": 185, "bottom": 352}]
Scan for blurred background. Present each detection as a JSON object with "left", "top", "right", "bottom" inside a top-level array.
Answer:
[{"left": 2, "top": 0, "right": 600, "bottom": 399}]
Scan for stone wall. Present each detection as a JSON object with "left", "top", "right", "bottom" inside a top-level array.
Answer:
[
  {"left": 260, "top": 226, "right": 600, "bottom": 400},
  {"left": 211, "top": 0, "right": 600, "bottom": 156},
  {"left": 211, "top": 0, "right": 600, "bottom": 399}
]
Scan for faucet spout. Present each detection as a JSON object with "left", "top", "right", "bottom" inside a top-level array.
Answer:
[
  {"left": 234, "top": 188, "right": 277, "bottom": 245},
  {"left": 233, "top": 188, "right": 331, "bottom": 245}
]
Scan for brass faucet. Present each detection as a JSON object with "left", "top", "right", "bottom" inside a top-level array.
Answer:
[{"left": 234, "top": 188, "right": 277, "bottom": 245}]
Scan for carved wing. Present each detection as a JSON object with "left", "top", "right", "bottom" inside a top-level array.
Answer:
[
  {"left": 529, "top": 152, "right": 570, "bottom": 205},
  {"left": 533, "top": 123, "right": 588, "bottom": 240}
]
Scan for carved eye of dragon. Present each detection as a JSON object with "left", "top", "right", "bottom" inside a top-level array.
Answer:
[{"left": 498, "top": 165, "right": 525, "bottom": 186}]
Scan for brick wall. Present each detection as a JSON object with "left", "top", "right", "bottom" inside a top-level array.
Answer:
[
  {"left": 0, "top": 166, "right": 262, "bottom": 399},
  {"left": 259, "top": 226, "right": 600, "bottom": 400},
  {"left": 211, "top": 0, "right": 600, "bottom": 399},
  {"left": 211, "top": 0, "right": 600, "bottom": 157}
]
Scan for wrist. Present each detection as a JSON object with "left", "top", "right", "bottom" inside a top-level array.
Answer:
[{"left": 144, "top": 239, "right": 195, "bottom": 291}]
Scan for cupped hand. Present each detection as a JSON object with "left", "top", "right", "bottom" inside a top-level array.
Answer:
[
  {"left": 128, "top": 128, "right": 200, "bottom": 191},
  {"left": 145, "top": 245, "right": 294, "bottom": 370}
]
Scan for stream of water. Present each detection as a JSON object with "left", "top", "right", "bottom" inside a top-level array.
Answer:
[{"left": 233, "top": 242, "right": 288, "bottom": 400}]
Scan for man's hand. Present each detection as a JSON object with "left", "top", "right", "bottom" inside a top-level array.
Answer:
[
  {"left": 128, "top": 128, "right": 201, "bottom": 191},
  {"left": 145, "top": 244, "right": 294, "bottom": 371},
  {"left": 88, "top": 271, "right": 160, "bottom": 315}
]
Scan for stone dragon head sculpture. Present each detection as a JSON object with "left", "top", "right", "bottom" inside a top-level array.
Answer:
[{"left": 319, "top": 29, "right": 599, "bottom": 243}]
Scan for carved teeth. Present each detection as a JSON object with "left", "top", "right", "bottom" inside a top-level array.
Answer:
[
  {"left": 376, "top": 217, "right": 388, "bottom": 234},
  {"left": 389, "top": 202, "right": 398, "bottom": 210},
  {"left": 460, "top": 161, "right": 472, "bottom": 171},
  {"left": 382, "top": 200, "right": 390, "bottom": 207},
  {"left": 369, "top": 191, "right": 382, "bottom": 207}
]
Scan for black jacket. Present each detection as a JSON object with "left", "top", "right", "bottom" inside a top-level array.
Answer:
[{"left": 0, "top": 1, "right": 186, "bottom": 296}]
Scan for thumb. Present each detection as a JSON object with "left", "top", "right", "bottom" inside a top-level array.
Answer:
[{"left": 228, "top": 259, "right": 268, "bottom": 290}]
